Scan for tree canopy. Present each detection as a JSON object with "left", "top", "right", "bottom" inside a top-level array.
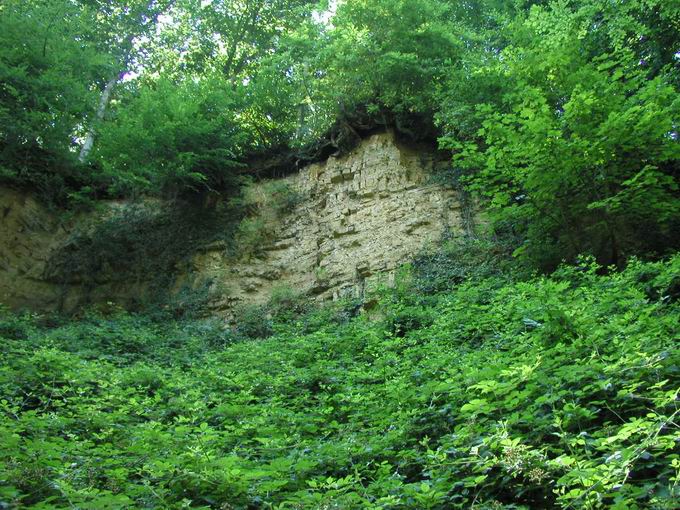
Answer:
[{"left": 1, "top": 0, "right": 679, "bottom": 268}]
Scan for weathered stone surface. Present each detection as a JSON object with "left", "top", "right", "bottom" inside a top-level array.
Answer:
[
  {"left": 0, "top": 132, "right": 463, "bottom": 316},
  {"left": 192, "top": 131, "right": 462, "bottom": 314},
  {"left": 0, "top": 188, "right": 76, "bottom": 311}
]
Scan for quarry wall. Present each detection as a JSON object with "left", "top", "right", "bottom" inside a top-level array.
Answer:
[{"left": 0, "top": 132, "right": 464, "bottom": 316}]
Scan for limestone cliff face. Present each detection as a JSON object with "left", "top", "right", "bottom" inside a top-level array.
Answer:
[
  {"left": 198, "top": 132, "right": 462, "bottom": 313},
  {"left": 0, "top": 188, "right": 72, "bottom": 311},
  {"left": 0, "top": 190, "right": 154, "bottom": 312},
  {"left": 0, "top": 132, "right": 463, "bottom": 315}
]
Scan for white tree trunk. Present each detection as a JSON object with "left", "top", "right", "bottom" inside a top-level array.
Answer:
[
  {"left": 78, "top": 2, "right": 174, "bottom": 164},
  {"left": 78, "top": 75, "right": 118, "bottom": 163}
]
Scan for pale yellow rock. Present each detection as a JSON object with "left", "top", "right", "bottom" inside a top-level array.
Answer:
[
  {"left": 0, "top": 132, "right": 463, "bottom": 316},
  {"left": 200, "top": 132, "right": 462, "bottom": 316}
]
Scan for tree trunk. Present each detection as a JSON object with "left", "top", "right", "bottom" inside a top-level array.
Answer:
[
  {"left": 78, "top": 75, "right": 118, "bottom": 164},
  {"left": 78, "top": 0, "right": 170, "bottom": 163}
]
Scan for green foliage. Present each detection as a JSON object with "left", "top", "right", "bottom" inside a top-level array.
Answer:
[
  {"left": 0, "top": 0, "right": 317, "bottom": 203},
  {"left": 269, "top": 284, "right": 311, "bottom": 323},
  {"left": 2, "top": 256, "right": 679, "bottom": 508},
  {"left": 306, "top": 0, "right": 463, "bottom": 139},
  {"left": 232, "top": 285, "right": 318, "bottom": 340},
  {"left": 231, "top": 179, "right": 303, "bottom": 259},
  {"left": 232, "top": 303, "right": 274, "bottom": 340},
  {"left": 0, "top": 308, "right": 33, "bottom": 341},
  {"left": 0, "top": 306, "right": 230, "bottom": 366},
  {"left": 411, "top": 235, "right": 523, "bottom": 295},
  {"left": 94, "top": 77, "right": 246, "bottom": 196},
  {"left": 88, "top": 0, "right": 319, "bottom": 198},
  {"left": 438, "top": 0, "right": 680, "bottom": 270},
  {"left": 0, "top": 0, "right": 105, "bottom": 202}
]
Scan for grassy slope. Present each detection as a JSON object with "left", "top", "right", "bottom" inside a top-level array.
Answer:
[{"left": 0, "top": 255, "right": 679, "bottom": 509}]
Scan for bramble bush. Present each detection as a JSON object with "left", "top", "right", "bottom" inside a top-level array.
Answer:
[{"left": 1, "top": 255, "right": 679, "bottom": 509}]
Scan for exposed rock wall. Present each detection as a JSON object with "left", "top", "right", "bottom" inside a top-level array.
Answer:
[
  {"left": 0, "top": 132, "right": 464, "bottom": 315},
  {"left": 0, "top": 190, "right": 153, "bottom": 312},
  {"left": 198, "top": 132, "right": 462, "bottom": 313},
  {"left": 0, "top": 189, "right": 93, "bottom": 311}
]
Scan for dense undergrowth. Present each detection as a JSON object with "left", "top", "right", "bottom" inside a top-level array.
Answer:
[{"left": 1, "top": 250, "right": 678, "bottom": 509}]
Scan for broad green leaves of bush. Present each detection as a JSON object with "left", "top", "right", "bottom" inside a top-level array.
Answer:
[{"left": 1, "top": 255, "right": 678, "bottom": 508}]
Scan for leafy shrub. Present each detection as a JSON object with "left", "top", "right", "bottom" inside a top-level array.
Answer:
[
  {"left": 231, "top": 286, "right": 312, "bottom": 340},
  {"left": 411, "top": 235, "right": 522, "bottom": 294},
  {"left": 233, "top": 303, "right": 274, "bottom": 340},
  {"left": 268, "top": 285, "right": 310, "bottom": 322},
  {"left": 0, "top": 308, "right": 33, "bottom": 341},
  {"left": 1, "top": 255, "right": 679, "bottom": 509},
  {"left": 297, "top": 297, "right": 363, "bottom": 335},
  {"left": 440, "top": 0, "right": 680, "bottom": 271},
  {"left": 384, "top": 302, "right": 435, "bottom": 338},
  {"left": 46, "top": 312, "right": 164, "bottom": 362}
]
